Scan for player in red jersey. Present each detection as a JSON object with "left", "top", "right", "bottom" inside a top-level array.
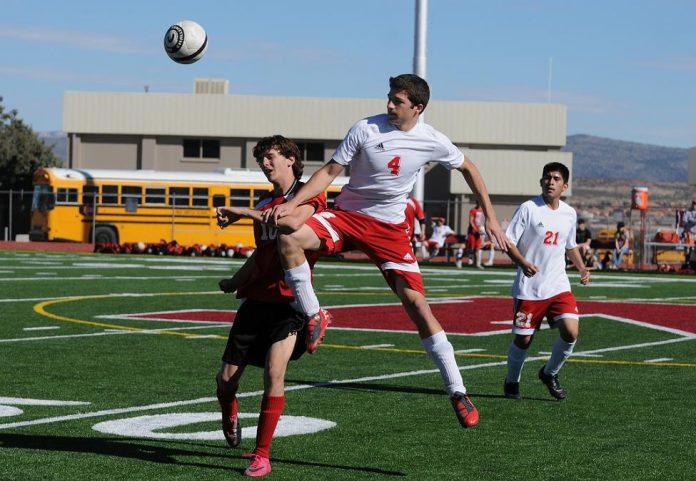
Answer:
[
  {"left": 215, "top": 135, "right": 327, "bottom": 477},
  {"left": 267, "top": 74, "right": 510, "bottom": 428},
  {"left": 404, "top": 196, "right": 426, "bottom": 258}
]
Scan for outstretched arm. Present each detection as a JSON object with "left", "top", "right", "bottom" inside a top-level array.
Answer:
[
  {"left": 218, "top": 205, "right": 316, "bottom": 234},
  {"left": 268, "top": 161, "right": 345, "bottom": 224},
  {"left": 457, "top": 157, "right": 510, "bottom": 252}
]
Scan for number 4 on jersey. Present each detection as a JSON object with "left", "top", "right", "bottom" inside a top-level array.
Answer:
[{"left": 387, "top": 156, "right": 401, "bottom": 175}]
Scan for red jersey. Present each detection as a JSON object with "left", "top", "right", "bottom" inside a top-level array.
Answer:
[
  {"left": 404, "top": 197, "right": 425, "bottom": 238},
  {"left": 468, "top": 206, "right": 484, "bottom": 232},
  {"left": 237, "top": 180, "right": 326, "bottom": 303}
]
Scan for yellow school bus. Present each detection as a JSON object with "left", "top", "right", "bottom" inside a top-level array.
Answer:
[{"left": 30, "top": 167, "right": 348, "bottom": 246}]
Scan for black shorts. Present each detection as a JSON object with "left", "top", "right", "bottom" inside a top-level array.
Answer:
[{"left": 221, "top": 299, "right": 307, "bottom": 368}]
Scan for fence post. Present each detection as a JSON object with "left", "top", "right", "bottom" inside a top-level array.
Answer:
[
  {"left": 8, "top": 189, "right": 12, "bottom": 242},
  {"left": 91, "top": 194, "right": 97, "bottom": 244}
]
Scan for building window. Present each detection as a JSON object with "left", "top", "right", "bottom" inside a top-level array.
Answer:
[
  {"left": 297, "top": 142, "right": 324, "bottom": 161},
  {"left": 183, "top": 139, "right": 220, "bottom": 159}
]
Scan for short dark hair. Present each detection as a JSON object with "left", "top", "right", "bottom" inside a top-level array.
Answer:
[
  {"left": 542, "top": 162, "right": 570, "bottom": 184},
  {"left": 253, "top": 135, "right": 304, "bottom": 179},
  {"left": 389, "top": 74, "right": 430, "bottom": 111}
]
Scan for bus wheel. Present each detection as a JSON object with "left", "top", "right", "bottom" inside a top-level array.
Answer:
[{"left": 94, "top": 226, "right": 118, "bottom": 244}]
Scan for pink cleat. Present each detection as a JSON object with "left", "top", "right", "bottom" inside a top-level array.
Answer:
[
  {"left": 244, "top": 454, "right": 272, "bottom": 477},
  {"left": 306, "top": 308, "right": 332, "bottom": 354}
]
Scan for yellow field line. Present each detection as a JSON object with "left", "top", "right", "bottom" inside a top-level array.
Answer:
[{"left": 33, "top": 292, "right": 221, "bottom": 339}]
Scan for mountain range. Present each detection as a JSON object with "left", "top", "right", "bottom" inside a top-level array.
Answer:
[{"left": 38, "top": 131, "right": 689, "bottom": 183}]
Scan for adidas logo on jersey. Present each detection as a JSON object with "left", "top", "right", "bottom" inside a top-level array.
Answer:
[
  {"left": 403, "top": 252, "right": 414, "bottom": 261},
  {"left": 537, "top": 222, "right": 545, "bottom": 227},
  {"left": 375, "top": 142, "right": 385, "bottom": 151}
]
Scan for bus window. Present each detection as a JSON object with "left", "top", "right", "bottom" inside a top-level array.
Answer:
[
  {"left": 32, "top": 185, "right": 55, "bottom": 212},
  {"left": 169, "top": 187, "right": 190, "bottom": 207},
  {"left": 145, "top": 187, "right": 166, "bottom": 205},
  {"left": 230, "top": 189, "right": 251, "bottom": 207},
  {"left": 327, "top": 190, "right": 341, "bottom": 208},
  {"left": 122, "top": 186, "right": 142, "bottom": 205},
  {"left": 192, "top": 187, "right": 209, "bottom": 207},
  {"left": 102, "top": 185, "right": 119, "bottom": 205},
  {"left": 56, "top": 188, "right": 78, "bottom": 204},
  {"left": 83, "top": 185, "right": 99, "bottom": 205},
  {"left": 212, "top": 194, "right": 226, "bottom": 208}
]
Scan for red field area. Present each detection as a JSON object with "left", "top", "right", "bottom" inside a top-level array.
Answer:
[{"left": 127, "top": 297, "right": 696, "bottom": 335}]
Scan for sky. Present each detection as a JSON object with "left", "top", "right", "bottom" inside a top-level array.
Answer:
[{"left": 2, "top": 0, "right": 695, "bottom": 148}]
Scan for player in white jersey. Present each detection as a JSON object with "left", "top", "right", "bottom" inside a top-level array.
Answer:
[
  {"left": 423, "top": 217, "right": 455, "bottom": 259},
  {"left": 502, "top": 162, "right": 590, "bottom": 401},
  {"left": 267, "top": 74, "right": 510, "bottom": 428}
]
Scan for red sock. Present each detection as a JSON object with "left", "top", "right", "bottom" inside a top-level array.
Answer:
[
  {"left": 216, "top": 387, "right": 238, "bottom": 417},
  {"left": 253, "top": 395, "right": 285, "bottom": 458}
]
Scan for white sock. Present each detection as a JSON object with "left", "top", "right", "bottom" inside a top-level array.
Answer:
[
  {"left": 476, "top": 249, "right": 483, "bottom": 266},
  {"left": 506, "top": 342, "right": 527, "bottom": 383},
  {"left": 487, "top": 247, "right": 495, "bottom": 263},
  {"left": 284, "top": 261, "right": 320, "bottom": 317},
  {"left": 421, "top": 331, "right": 465, "bottom": 395},
  {"left": 545, "top": 337, "right": 576, "bottom": 376}
]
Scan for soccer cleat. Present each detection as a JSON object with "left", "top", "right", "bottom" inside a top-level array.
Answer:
[
  {"left": 503, "top": 380, "right": 521, "bottom": 400},
  {"left": 306, "top": 308, "right": 332, "bottom": 354},
  {"left": 216, "top": 389, "right": 241, "bottom": 447},
  {"left": 244, "top": 454, "right": 272, "bottom": 477},
  {"left": 450, "top": 392, "right": 479, "bottom": 428},
  {"left": 538, "top": 365, "right": 567, "bottom": 400}
]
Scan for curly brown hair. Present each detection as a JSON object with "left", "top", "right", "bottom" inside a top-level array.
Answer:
[{"left": 253, "top": 135, "right": 304, "bottom": 179}]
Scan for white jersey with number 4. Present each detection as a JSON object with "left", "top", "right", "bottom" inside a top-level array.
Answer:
[
  {"left": 506, "top": 195, "right": 578, "bottom": 300},
  {"left": 332, "top": 114, "right": 464, "bottom": 224}
]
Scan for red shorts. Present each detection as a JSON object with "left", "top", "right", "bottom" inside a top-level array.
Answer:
[
  {"left": 512, "top": 291, "right": 579, "bottom": 336},
  {"left": 466, "top": 227, "right": 483, "bottom": 250},
  {"left": 306, "top": 209, "right": 425, "bottom": 295}
]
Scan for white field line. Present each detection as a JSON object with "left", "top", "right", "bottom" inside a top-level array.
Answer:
[
  {"left": 0, "top": 275, "right": 225, "bottom": 282},
  {"left": 0, "top": 336, "right": 692, "bottom": 431}
]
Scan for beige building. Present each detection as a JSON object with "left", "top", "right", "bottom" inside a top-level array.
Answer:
[{"left": 63, "top": 79, "right": 572, "bottom": 232}]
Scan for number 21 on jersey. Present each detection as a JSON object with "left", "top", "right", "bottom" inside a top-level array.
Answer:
[{"left": 544, "top": 231, "right": 559, "bottom": 245}]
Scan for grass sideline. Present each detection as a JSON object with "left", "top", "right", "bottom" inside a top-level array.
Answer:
[{"left": 0, "top": 250, "right": 695, "bottom": 480}]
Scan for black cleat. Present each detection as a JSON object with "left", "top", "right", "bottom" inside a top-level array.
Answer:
[
  {"left": 503, "top": 380, "right": 521, "bottom": 400},
  {"left": 538, "top": 365, "right": 567, "bottom": 400}
]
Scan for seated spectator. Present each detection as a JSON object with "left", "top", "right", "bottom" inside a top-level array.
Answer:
[
  {"left": 613, "top": 222, "right": 630, "bottom": 269},
  {"left": 576, "top": 218, "right": 592, "bottom": 257},
  {"left": 422, "top": 217, "right": 455, "bottom": 259},
  {"left": 599, "top": 251, "right": 613, "bottom": 271},
  {"left": 682, "top": 199, "right": 696, "bottom": 241},
  {"left": 582, "top": 248, "right": 599, "bottom": 271}
]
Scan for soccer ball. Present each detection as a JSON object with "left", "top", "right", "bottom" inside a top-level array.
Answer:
[{"left": 164, "top": 20, "right": 207, "bottom": 64}]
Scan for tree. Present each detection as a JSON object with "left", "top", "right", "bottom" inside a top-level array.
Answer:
[{"left": 0, "top": 96, "right": 62, "bottom": 190}]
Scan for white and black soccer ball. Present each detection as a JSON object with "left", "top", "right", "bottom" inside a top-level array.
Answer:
[{"left": 164, "top": 20, "right": 207, "bottom": 64}]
